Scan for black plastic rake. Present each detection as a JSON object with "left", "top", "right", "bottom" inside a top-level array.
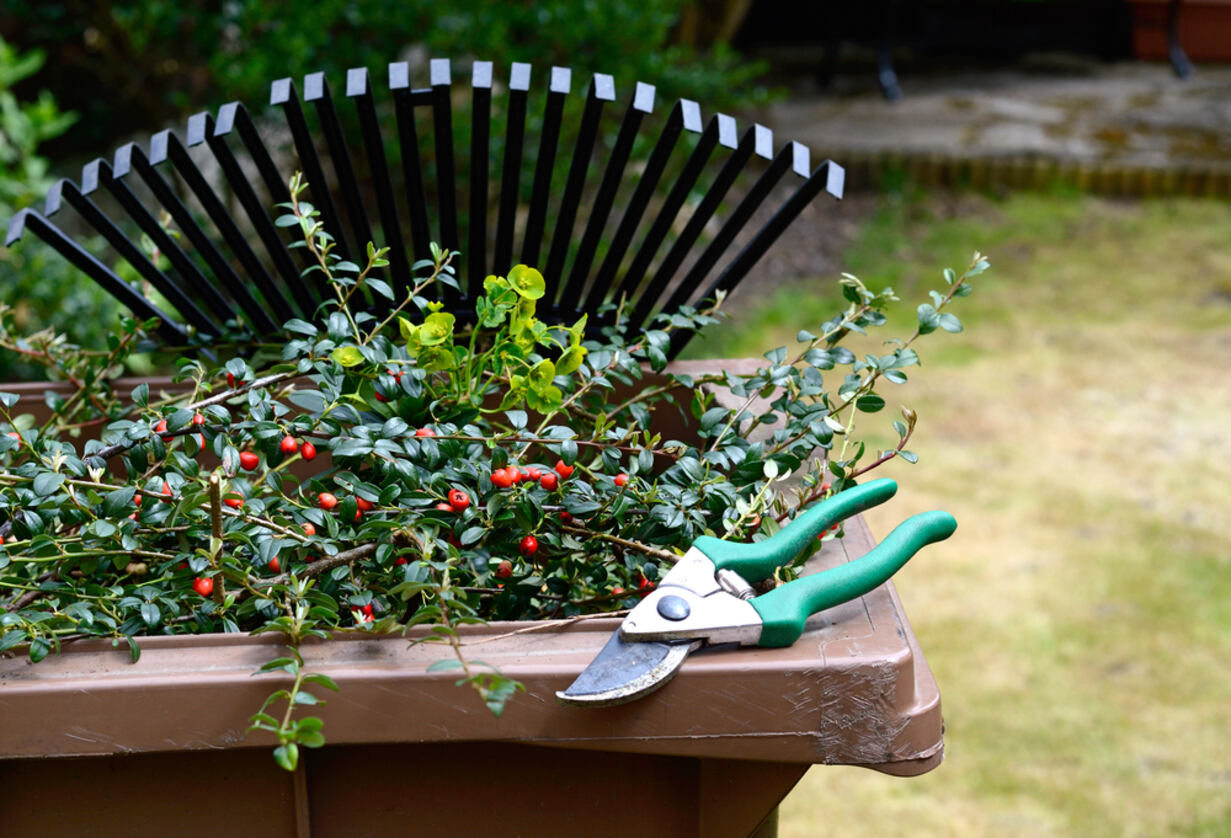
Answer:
[{"left": 4, "top": 58, "right": 844, "bottom": 358}]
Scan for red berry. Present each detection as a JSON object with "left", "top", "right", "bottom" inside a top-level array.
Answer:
[
  {"left": 519, "top": 535, "right": 538, "bottom": 558},
  {"left": 192, "top": 413, "right": 205, "bottom": 426},
  {"left": 539, "top": 472, "right": 558, "bottom": 491},
  {"left": 280, "top": 435, "right": 298, "bottom": 455},
  {"left": 554, "top": 460, "right": 574, "bottom": 479},
  {"left": 491, "top": 468, "right": 513, "bottom": 489},
  {"left": 269, "top": 557, "right": 281, "bottom": 573},
  {"left": 638, "top": 574, "right": 655, "bottom": 595},
  {"left": 614, "top": 473, "right": 629, "bottom": 488},
  {"left": 193, "top": 577, "right": 214, "bottom": 597},
  {"left": 355, "top": 497, "right": 374, "bottom": 512},
  {"left": 224, "top": 496, "right": 244, "bottom": 509},
  {"left": 447, "top": 489, "right": 470, "bottom": 511},
  {"left": 360, "top": 603, "right": 373, "bottom": 616},
  {"left": 495, "top": 560, "right": 513, "bottom": 579},
  {"left": 160, "top": 480, "right": 173, "bottom": 501},
  {"left": 134, "top": 493, "right": 142, "bottom": 507},
  {"left": 239, "top": 451, "right": 260, "bottom": 470},
  {"left": 414, "top": 427, "right": 435, "bottom": 438},
  {"left": 374, "top": 390, "right": 388, "bottom": 403},
  {"left": 300, "top": 441, "right": 317, "bottom": 461},
  {"left": 387, "top": 368, "right": 403, "bottom": 383},
  {"left": 526, "top": 467, "right": 541, "bottom": 481},
  {"left": 194, "top": 433, "right": 206, "bottom": 451},
  {"left": 305, "top": 555, "right": 317, "bottom": 563},
  {"left": 435, "top": 501, "right": 453, "bottom": 512},
  {"left": 301, "top": 522, "right": 316, "bottom": 536},
  {"left": 226, "top": 372, "right": 236, "bottom": 388},
  {"left": 318, "top": 492, "right": 338, "bottom": 510},
  {"left": 394, "top": 557, "right": 408, "bottom": 566},
  {"left": 155, "top": 419, "right": 171, "bottom": 441},
  {"left": 611, "top": 586, "right": 625, "bottom": 596},
  {"left": 508, "top": 466, "right": 522, "bottom": 483},
  {"left": 558, "top": 509, "right": 573, "bottom": 524}
]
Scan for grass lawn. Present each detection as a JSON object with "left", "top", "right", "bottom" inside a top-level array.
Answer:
[{"left": 685, "top": 188, "right": 1231, "bottom": 837}]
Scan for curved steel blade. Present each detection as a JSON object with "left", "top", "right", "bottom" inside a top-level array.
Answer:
[{"left": 556, "top": 631, "right": 699, "bottom": 707}]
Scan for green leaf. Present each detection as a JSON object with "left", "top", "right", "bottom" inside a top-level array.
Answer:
[
  {"left": 273, "top": 743, "right": 299, "bottom": 772},
  {"left": 555, "top": 344, "right": 586, "bottom": 376},
  {"left": 459, "top": 526, "right": 486, "bottom": 547},
  {"left": 366, "top": 278, "right": 394, "bottom": 301},
  {"left": 856, "top": 394, "right": 886, "bottom": 413},
  {"left": 28, "top": 637, "right": 50, "bottom": 663},
  {"left": 418, "top": 312, "right": 456, "bottom": 346},
  {"left": 284, "top": 319, "right": 319, "bottom": 336},
  {"left": 303, "top": 673, "right": 340, "bottom": 691},
  {"left": 140, "top": 602, "right": 161, "bottom": 627},
  {"left": 898, "top": 450, "right": 919, "bottom": 464},
  {"left": 330, "top": 345, "right": 365, "bottom": 367},
  {"left": 398, "top": 316, "right": 417, "bottom": 342},
  {"left": 938, "top": 313, "right": 963, "bottom": 333},
  {"left": 417, "top": 346, "right": 456, "bottom": 371},
  {"left": 427, "top": 658, "right": 465, "bottom": 672},
  {"left": 130, "top": 383, "right": 149, "bottom": 407},
  {"left": 916, "top": 304, "right": 940, "bottom": 335},
  {"left": 103, "top": 486, "right": 138, "bottom": 516},
  {"left": 32, "top": 472, "right": 66, "bottom": 496},
  {"left": 0, "top": 391, "right": 19, "bottom": 409},
  {"left": 507, "top": 264, "right": 546, "bottom": 300}
]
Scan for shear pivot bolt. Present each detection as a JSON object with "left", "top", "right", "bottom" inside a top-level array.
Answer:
[{"left": 656, "top": 595, "right": 691, "bottom": 622}]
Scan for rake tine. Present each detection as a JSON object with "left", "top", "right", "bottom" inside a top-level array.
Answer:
[
  {"left": 46, "top": 178, "right": 219, "bottom": 337},
  {"left": 521, "top": 66, "right": 571, "bottom": 269},
  {"left": 271, "top": 77, "right": 352, "bottom": 261},
  {"left": 660, "top": 124, "right": 790, "bottom": 319},
  {"left": 213, "top": 102, "right": 329, "bottom": 307},
  {"left": 466, "top": 59, "right": 494, "bottom": 298},
  {"left": 215, "top": 102, "right": 291, "bottom": 207},
  {"left": 305, "top": 71, "right": 375, "bottom": 269},
  {"left": 6, "top": 208, "right": 186, "bottom": 345},
  {"left": 348, "top": 66, "right": 412, "bottom": 298},
  {"left": 545, "top": 72, "right": 615, "bottom": 310},
  {"left": 493, "top": 62, "right": 531, "bottom": 276},
  {"left": 81, "top": 157, "right": 237, "bottom": 327},
  {"left": 114, "top": 141, "right": 278, "bottom": 334},
  {"left": 189, "top": 112, "right": 306, "bottom": 318},
  {"left": 150, "top": 127, "right": 297, "bottom": 327},
  {"left": 429, "top": 58, "right": 460, "bottom": 304},
  {"left": 668, "top": 155, "right": 845, "bottom": 359},
  {"left": 629, "top": 114, "right": 748, "bottom": 332},
  {"left": 559, "top": 81, "right": 654, "bottom": 318},
  {"left": 389, "top": 61, "right": 433, "bottom": 265},
  {"left": 612, "top": 104, "right": 715, "bottom": 327},
  {"left": 584, "top": 97, "right": 693, "bottom": 316}
]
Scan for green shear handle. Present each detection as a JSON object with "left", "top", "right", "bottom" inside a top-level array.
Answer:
[
  {"left": 692, "top": 478, "right": 902, "bottom": 583},
  {"left": 751, "top": 509, "right": 956, "bottom": 647},
  {"left": 689, "top": 478, "right": 956, "bottom": 648}
]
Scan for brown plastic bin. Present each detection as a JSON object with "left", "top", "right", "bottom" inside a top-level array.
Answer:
[{"left": 0, "top": 363, "right": 944, "bottom": 836}]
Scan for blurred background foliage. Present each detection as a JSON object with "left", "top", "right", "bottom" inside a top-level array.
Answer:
[
  {"left": 0, "top": 0, "right": 769, "bottom": 380},
  {"left": 2, "top": 0, "right": 768, "bottom": 159},
  {"left": 0, "top": 35, "right": 124, "bottom": 380}
]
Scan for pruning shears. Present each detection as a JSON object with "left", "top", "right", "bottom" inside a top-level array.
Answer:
[{"left": 557, "top": 477, "right": 957, "bottom": 707}]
